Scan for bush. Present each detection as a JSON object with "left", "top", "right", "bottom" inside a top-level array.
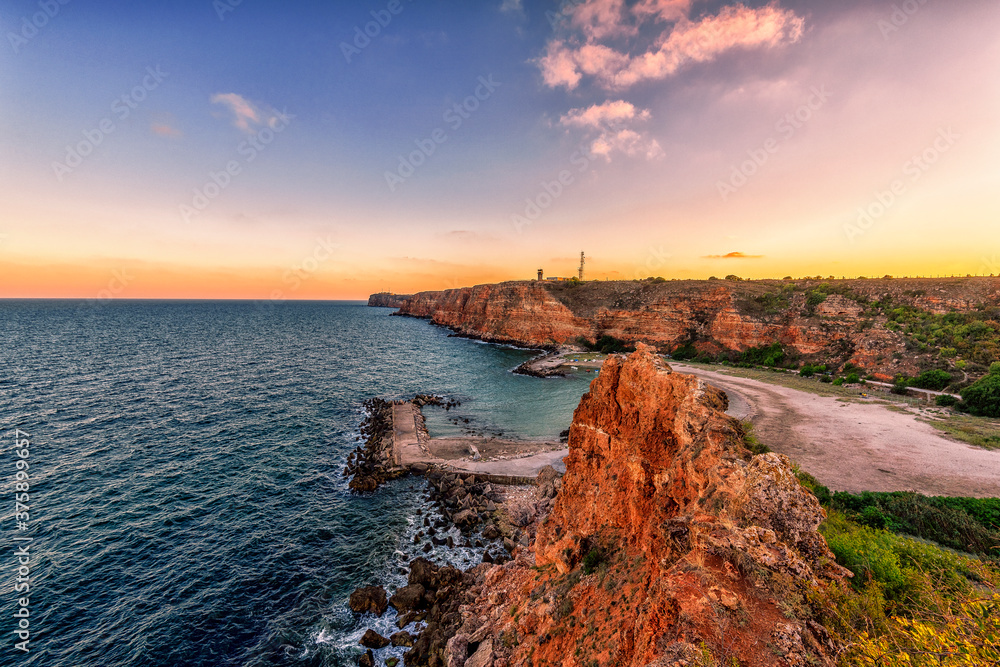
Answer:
[
  {"left": 820, "top": 375, "right": 833, "bottom": 384},
  {"left": 829, "top": 490, "right": 1000, "bottom": 563},
  {"left": 585, "top": 335, "right": 635, "bottom": 354},
  {"left": 800, "top": 365, "right": 816, "bottom": 378},
  {"left": 936, "top": 394, "right": 959, "bottom": 407},
  {"left": 845, "top": 373, "right": 861, "bottom": 384},
  {"left": 833, "top": 378, "right": 845, "bottom": 386},
  {"left": 739, "top": 342, "right": 786, "bottom": 367},
  {"left": 960, "top": 366, "right": 1000, "bottom": 417},
  {"left": 582, "top": 548, "right": 604, "bottom": 575},
  {"left": 670, "top": 343, "right": 698, "bottom": 361},
  {"left": 912, "top": 369, "right": 953, "bottom": 391}
]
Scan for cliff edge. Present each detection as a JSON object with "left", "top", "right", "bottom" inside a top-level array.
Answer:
[
  {"left": 435, "top": 344, "right": 849, "bottom": 667},
  {"left": 387, "top": 277, "right": 1000, "bottom": 380}
]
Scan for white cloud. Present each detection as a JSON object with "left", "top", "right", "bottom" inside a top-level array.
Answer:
[
  {"left": 211, "top": 93, "right": 284, "bottom": 133},
  {"left": 559, "top": 100, "right": 663, "bottom": 160},
  {"left": 538, "top": 2, "right": 805, "bottom": 90}
]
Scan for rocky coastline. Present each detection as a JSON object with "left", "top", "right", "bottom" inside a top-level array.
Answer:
[
  {"left": 346, "top": 346, "right": 852, "bottom": 666},
  {"left": 377, "top": 277, "right": 1000, "bottom": 381}
]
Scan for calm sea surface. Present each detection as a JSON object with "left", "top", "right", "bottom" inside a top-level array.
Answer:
[{"left": 0, "top": 301, "right": 593, "bottom": 667}]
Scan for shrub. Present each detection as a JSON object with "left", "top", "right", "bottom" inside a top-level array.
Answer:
[
  {"left": 912, "top": 369, "right": 952, "bottom": 391},
  {"left": 936, "top": 394, "right": 959, "bottom": 407},
  {"left": 739, "top": 342, "right": 786, "bottom": 367},
  {"left": 960, "top": 366, "right": 1000, "bottom": 418},
  {"left": 586, "top": 335, "right": 635, "bottom": 354},
  {"left": 845, "top": 373, "right": 861, "bottom": 384},
  {"left": 582, "top": 548, "right": 604, "bottom": 575},
  {"left": 833, "top": 378, "right": 845, "bottom": 386},
  {"left": 820, "top": 375, "right": 833, "bottom": 384},
  {"left": 670, "top": 343, "right": 698, "bottom": 361}
]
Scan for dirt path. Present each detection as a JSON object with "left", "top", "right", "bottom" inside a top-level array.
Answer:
[{"left": 672, "top": 363, "right": 1000, "bottom": 498}]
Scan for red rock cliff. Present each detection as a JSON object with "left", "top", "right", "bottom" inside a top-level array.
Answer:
[
  {"left": 392, "top": 277, "right": 1000, "bottom": 379},
  {"left": 446, "top": 345, "right": 849, "bottom": 667}
]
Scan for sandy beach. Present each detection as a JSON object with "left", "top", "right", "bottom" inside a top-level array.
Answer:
[{"left": 672, "top": 362, "right": 1000, "bottom": 498}]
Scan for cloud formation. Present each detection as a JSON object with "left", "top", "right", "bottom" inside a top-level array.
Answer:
[
  {"left": 539, "top": 1, "right": 805, "bottom": 90},
  {"left": 703, "top": 251, "right": 764, "bottom": 259},
  {"left": 151, "top": 122, "right": 182, "bottom": 138},
  {"left": 559, "top": 100, "right": 663, "bottom": 159},
  {"left": 211, "top": 93, "right": 284, "bottom": 133}
]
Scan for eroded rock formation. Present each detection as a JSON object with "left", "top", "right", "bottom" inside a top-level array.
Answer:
[
  {"left": 385, "top": 277, "right": 1000, "bottom": 380},
  {"left": 433, "top": 345, "right": 850, "bottom": 667}
]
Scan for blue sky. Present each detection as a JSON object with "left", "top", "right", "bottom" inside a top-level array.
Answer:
[{"left": 1, "top": 0, "right": 998, "bottom": 297}]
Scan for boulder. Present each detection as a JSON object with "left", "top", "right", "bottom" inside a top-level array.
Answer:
[
  {"left": 390, "top": 631, "right": 414, "bottom": 647},
  {"left": 360, "top": 629, "right": 390, "bottom": 649},
  {"left": 349, "top": 586, "right": 388, "bottom": 616},
  {"left": 388, "top": 584, "right": 426, "bottom": 614}
]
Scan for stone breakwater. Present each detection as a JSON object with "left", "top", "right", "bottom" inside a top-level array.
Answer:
[{"left": 356, "top": 345, "right": 854, "bottom": 667}]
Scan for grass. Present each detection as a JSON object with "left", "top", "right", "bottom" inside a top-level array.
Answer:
[{"left": 919, "top": 412, "right": 1000, "bottom": 450}]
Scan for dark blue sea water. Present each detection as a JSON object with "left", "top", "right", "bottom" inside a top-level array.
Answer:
[{"left": 0, "top": 301, "right": 593, "bottom": 667}]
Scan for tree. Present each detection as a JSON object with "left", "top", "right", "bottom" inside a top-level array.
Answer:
[{"left": 724, "top": 274, "right": 742, "bottom": 282}]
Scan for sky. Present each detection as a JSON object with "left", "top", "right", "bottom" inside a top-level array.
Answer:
[{"left": 1, "top": 0, "right": 998, "bottom": 299}]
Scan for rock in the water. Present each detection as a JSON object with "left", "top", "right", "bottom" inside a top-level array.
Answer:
[
  {"left": 388, "top": 584, "right": 426, "bottom": 614},
  {"left": 390, "top": 631, "right": 414, "bottom": 647},
  {"left": 349, "top": 586, "right": 388, "bottom": 616},
  {"left": 360, "top": 629, "right": 390, "bottom": 649},
  {"left": 358, "top": 648, "right": 374, "bottom": 667}
]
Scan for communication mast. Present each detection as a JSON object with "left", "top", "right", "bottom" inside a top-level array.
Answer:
[{"left": 578, "top": 252, "right": 585, "bottom": 280}]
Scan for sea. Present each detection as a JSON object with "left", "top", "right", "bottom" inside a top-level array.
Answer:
[{"left": 0, "top": 301, "right": 595, "bottom": 667}]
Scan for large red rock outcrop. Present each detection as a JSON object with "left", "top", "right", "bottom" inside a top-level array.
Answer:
[{"left": 443, "top": 345, "right": 850, "bottom": 667}]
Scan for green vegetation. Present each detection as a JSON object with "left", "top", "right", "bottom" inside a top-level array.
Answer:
[
  {"left": 883, "top": 305, "right": 1000, "bottom": 368},
  {"left": 824, "top": 490, "right": 1000, "bottom": 564},
  {"left": 581, "top": 335, "right": 635, "bottom": 355},
  {"left": 960, "top": 362, "right": 1000, "bottom": 417},
  {"left": 737, "top": 342, "right": 786, "bottom": 367},
  {"left": 582, "top": 548, "right": 605, "bottom": 575},
  {"left": 790, "top": 472, "right": 1000, "bottom": 665}
]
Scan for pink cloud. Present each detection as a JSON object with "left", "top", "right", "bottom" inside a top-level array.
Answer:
[
  {"left": 559, "top": 100, "right": 649, "bottom": 128},
  {"left": 538, "top": 2, "right": 805, "bottom": 90},
  {"left": 211, "top": 93, "right": 260, "bottom": 132},
  {"left": 151, "top": 122, "right": 182, "bottom": 138},
  {"left": 703, "top": 252, "right": 764, "bottom": 259},
  {"left": 559, "top": 101, "right": 662, "bottom": 160}
]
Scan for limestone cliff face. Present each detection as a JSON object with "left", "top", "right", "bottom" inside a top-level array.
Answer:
[
  {"left": 396, "top": 281, "right": 591, "bottom": 346},
  {"left": 390, "top": 278, "right": 1000, "bottom": 379},
  {"left": 448, "top": 346, "right": 849, "bottom": 667},
  {"left": 367, "top": 292, "right": 413, "bottom": 308}
]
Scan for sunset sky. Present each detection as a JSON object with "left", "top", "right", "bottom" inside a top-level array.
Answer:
[{"left": 1, "top": 0, "right": 998, "bottom": 299}]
